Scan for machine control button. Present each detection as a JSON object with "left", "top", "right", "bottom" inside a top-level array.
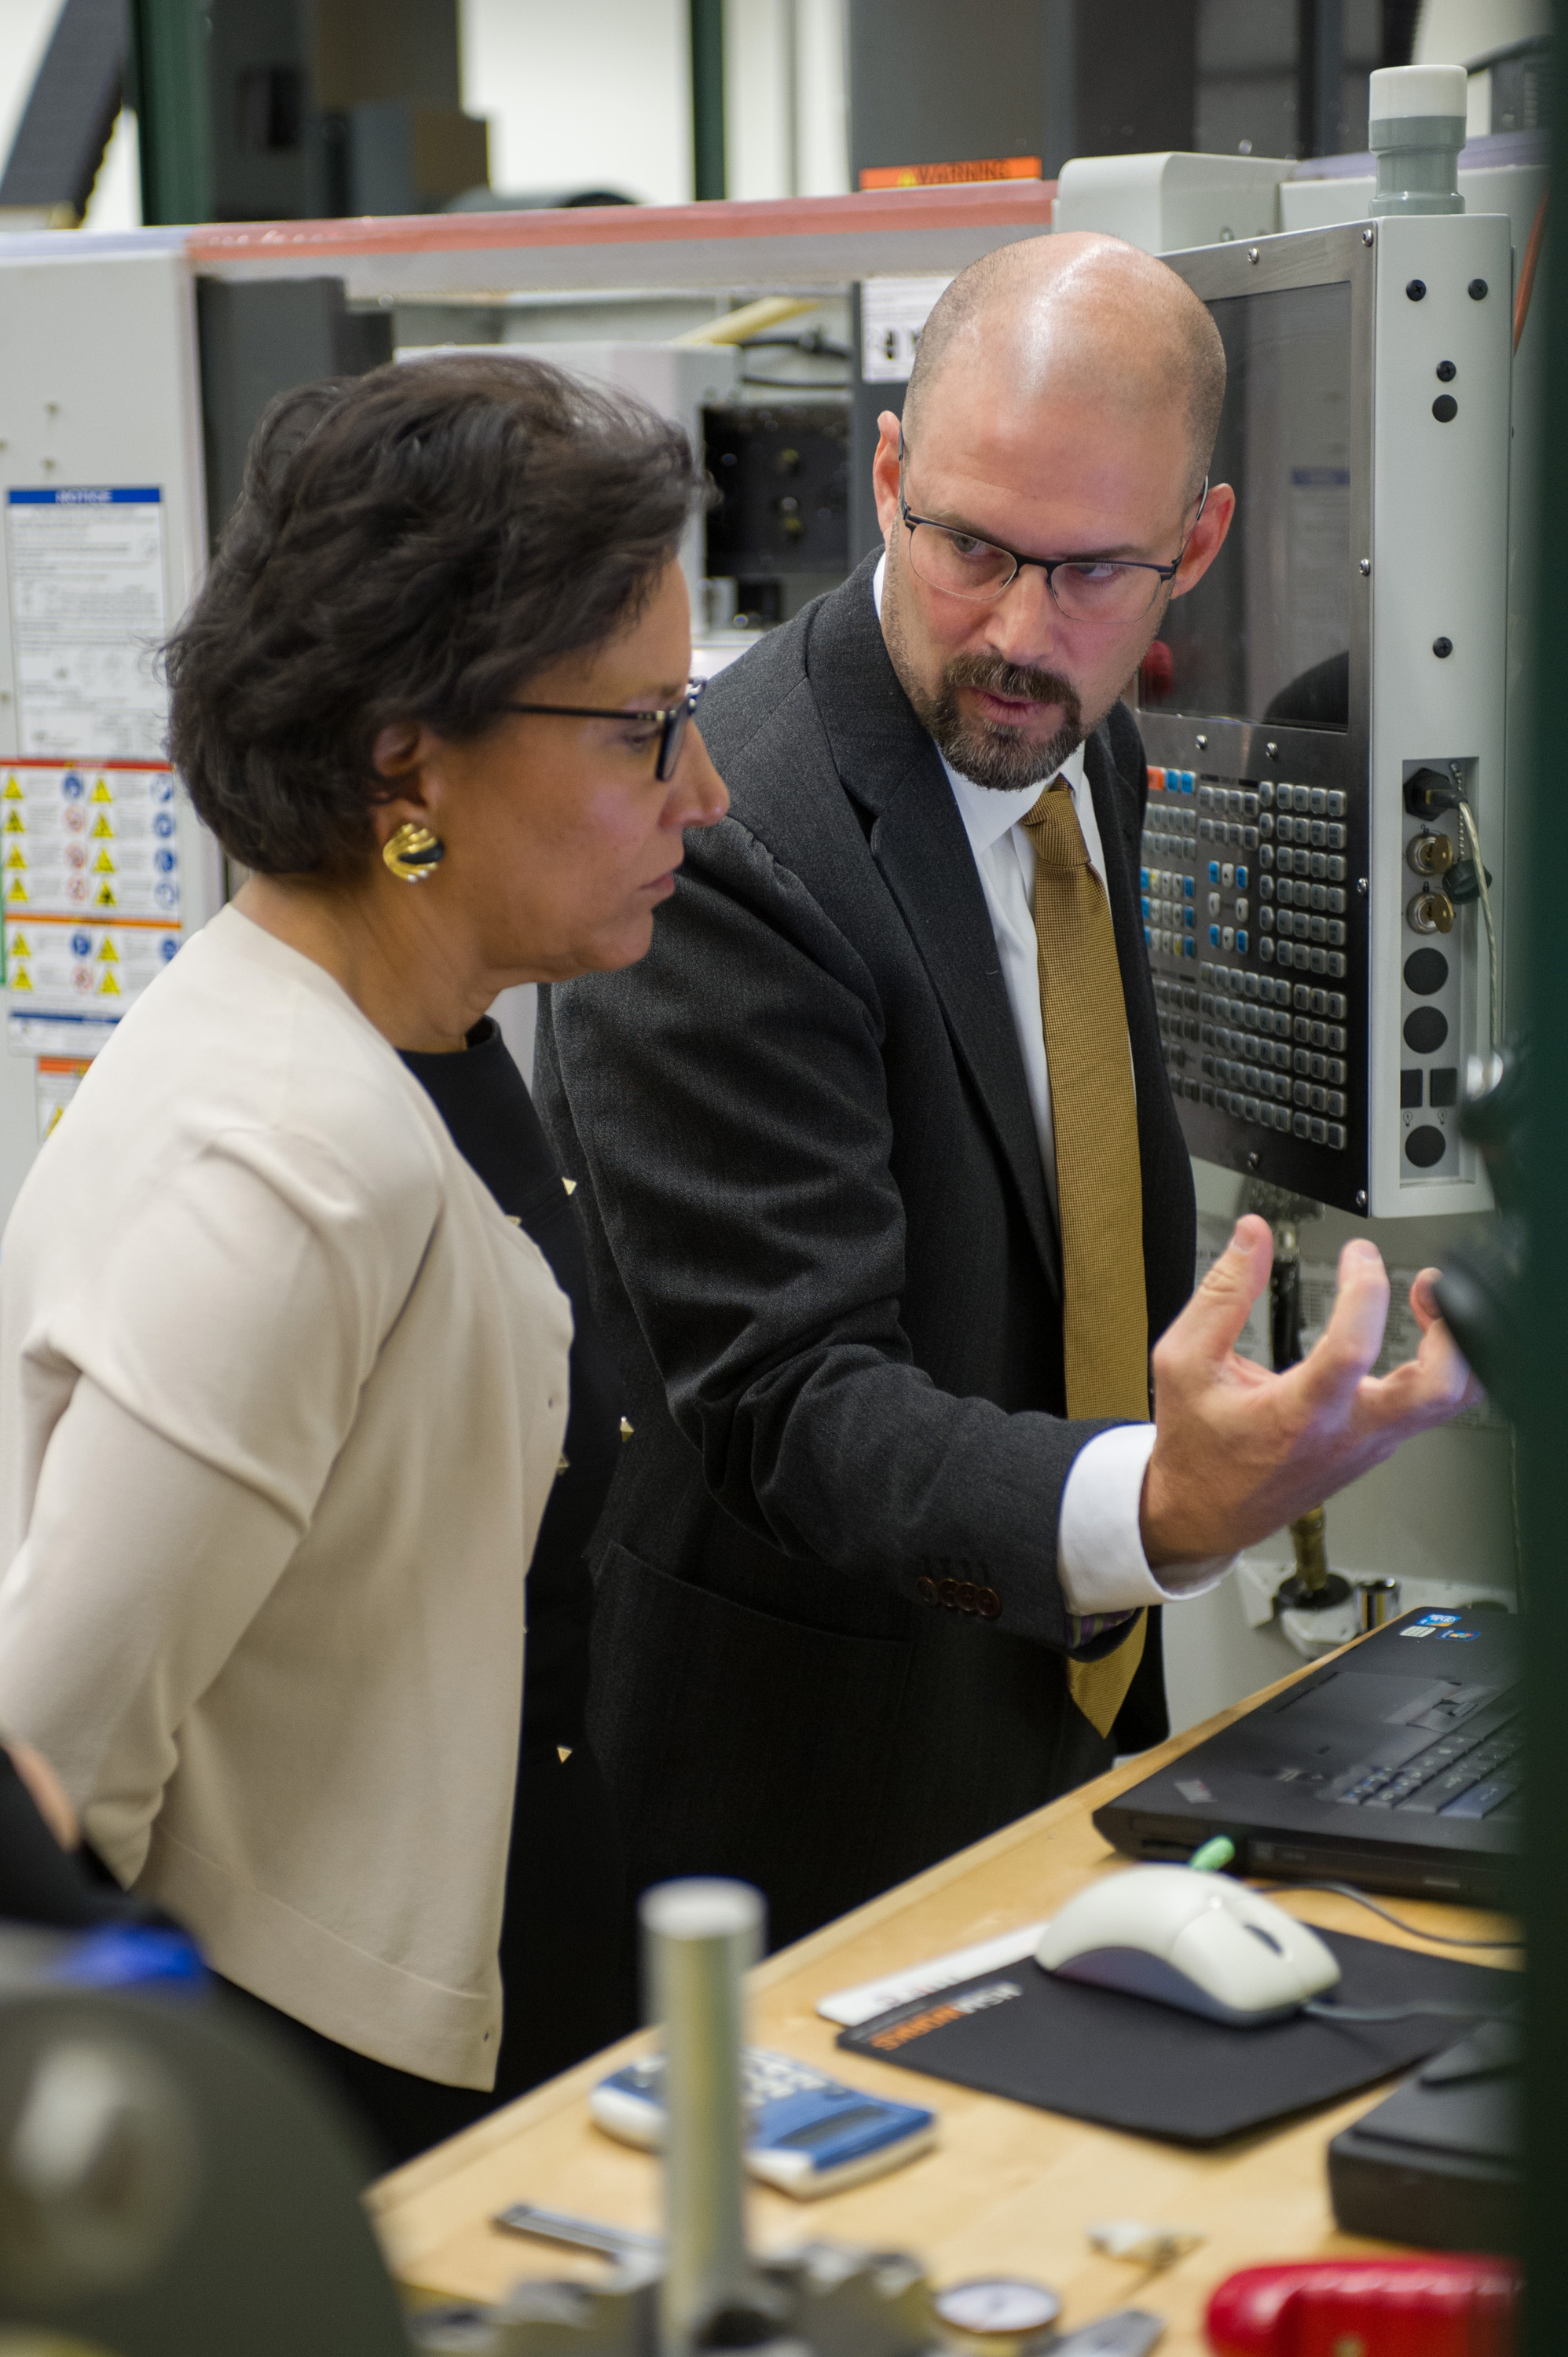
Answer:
[
  {"left": 1404, "top": 1006, "right": 1449, "bottom": 1054},
  {"left": 1405, "top": 1125, "right": 1446, "bottom": 1168},
  {"left": 1429, "top": 1066, "right": 1460, "bottom": 1107}
]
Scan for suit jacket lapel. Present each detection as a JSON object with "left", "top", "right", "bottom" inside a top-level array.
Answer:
[{"left": 807, "top": 564, "right": 1062, "bottom": 1299}]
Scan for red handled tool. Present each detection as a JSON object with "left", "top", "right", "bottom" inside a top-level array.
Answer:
[{"left": 1206, "top": 2256, "right": 1520, "bottom": 2355}]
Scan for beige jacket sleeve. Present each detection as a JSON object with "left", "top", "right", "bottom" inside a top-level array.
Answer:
[{"left": 0, "top": 1120, "right": 438, "bottom": 1880}]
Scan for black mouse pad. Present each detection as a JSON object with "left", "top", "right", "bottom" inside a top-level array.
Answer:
[{"left": 835, "top": 1932, "right": 1518, "bottom": 2146}]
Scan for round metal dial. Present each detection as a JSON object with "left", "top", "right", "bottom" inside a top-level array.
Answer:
[{"left": 933, "top": 2278, "right": 1063, "bottom": 2337}]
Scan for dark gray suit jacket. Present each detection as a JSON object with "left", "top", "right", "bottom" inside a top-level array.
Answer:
[{"left": 536, "top": 557, "right": 1196, "bottom": 1949}]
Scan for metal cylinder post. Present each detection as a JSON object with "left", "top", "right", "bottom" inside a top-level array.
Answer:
[
  {"left": 641, "top": 1879, "right": 764, "bottom": 2356},
  {"left": 1368, "top": 64, "right": 1467, "bottom": 219}
]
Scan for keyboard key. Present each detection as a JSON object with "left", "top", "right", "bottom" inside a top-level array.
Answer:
[
  {"left": 1396, "top": 1763, "right": 1488, "bottom": 1814},
  {"left": 1438, "top": 1778, "right": 1519, "bottom": 1821}
]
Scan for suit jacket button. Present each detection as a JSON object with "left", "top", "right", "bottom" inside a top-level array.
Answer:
[
  {"left": 976, "top": 1587, "right": 1002, "bottom": 1619},
  {"left": 958, "top": 1581, "right": 977, "bottom": 1614},
  {"left": 916, "top": 1576, "right": 938, "bottom": 1606},
  {"left": 937, "top": 1578, "right": 960, "bottom": 1610}
]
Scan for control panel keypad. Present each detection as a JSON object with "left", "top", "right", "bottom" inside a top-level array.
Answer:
[{"left": 1142, "top": 769, "right": 1354, "bottom": 1157}]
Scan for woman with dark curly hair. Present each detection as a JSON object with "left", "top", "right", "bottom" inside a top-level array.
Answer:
[{"left": 0, "top": 354, "right": 727, "bottom": 2165}]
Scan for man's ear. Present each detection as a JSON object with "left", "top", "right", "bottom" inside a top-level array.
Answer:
[
  {"left": 1170, "top": 480, "right": 1236, "bottom": 600},
  {"left": 870, "top": 411, "right": 903, "bottom": 546}
]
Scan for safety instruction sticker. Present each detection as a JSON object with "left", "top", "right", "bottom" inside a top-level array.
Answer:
[
  {"left": 5, "top": 915, "right": 181, "bottom": 1057},
  {"left": 859, "top": 277, "right": 954, "bottom": 382},
  {"left": 1, "top": 761, "right": 179, "bottom": 922},
  {"left": 5, "top": 487, "right": 168, "bottom": 759},
  {"left": 34, "top": 1056, "right": 90, "bottom": 1143}
]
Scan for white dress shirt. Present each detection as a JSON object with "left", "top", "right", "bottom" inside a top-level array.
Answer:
[{"left": 872, "top": 557, "right": 1227, "bottom": 1613}]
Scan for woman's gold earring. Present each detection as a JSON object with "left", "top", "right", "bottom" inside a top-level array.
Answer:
[{"left": 382, "top": 821, "right": 445, "bottom": 883}]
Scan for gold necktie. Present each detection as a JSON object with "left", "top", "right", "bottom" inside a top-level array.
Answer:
[{"left": 1020, "top": 781, "right": 1149, "bottom": 1738}]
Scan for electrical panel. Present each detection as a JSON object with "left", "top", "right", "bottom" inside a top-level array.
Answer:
[{"left": 1135, "top": 214, "right": 1511, "bottom": 1217}]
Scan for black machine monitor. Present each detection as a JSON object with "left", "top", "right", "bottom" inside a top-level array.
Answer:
[{"left": 1141, "top": 279, "right": 1354, "bottom": 735}]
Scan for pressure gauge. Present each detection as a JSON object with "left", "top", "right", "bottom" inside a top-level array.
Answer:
[{"left": 933, "top": 2275, "right": 1062, "bottom": 2355}]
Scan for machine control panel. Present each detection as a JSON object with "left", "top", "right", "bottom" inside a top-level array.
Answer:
[
  {"left": 1143, "top": 767, "right": 1358, "bottom": 1159},
  {"left": 1135, "top": 213, "right": 1509, "bottom": 1216}
]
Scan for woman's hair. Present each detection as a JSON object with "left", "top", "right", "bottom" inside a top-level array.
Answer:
[{"left": 165, "top": 354, "right": 706, "bottom": 874}]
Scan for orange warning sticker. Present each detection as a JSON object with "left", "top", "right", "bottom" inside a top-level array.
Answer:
[{"left": 858, "top": 156, "right": 1042, "bottom": 190}]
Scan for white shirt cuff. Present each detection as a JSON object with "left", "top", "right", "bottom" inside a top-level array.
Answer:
[{"left": 1057, "top": 1423, "right": 1234, "bottom": 1614}]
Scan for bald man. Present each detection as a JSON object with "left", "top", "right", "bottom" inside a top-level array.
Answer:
[{"left": 537, "top": 236, "right": 1476, "bottom": 1946}]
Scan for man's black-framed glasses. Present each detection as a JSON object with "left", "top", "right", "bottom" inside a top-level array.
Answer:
[
  {"left": 898, "top": 460, "right": 1207, "bottom": 626},
  {"left": 503, "top": 679, "right": 706, "bottom": 782}
]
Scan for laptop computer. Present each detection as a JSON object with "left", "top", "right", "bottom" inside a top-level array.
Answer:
[{"left": 1096, "top": 1607, "right": 1519, "bottom": 1908}]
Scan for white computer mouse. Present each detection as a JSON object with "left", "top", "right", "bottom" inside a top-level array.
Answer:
[{"left": 1035, "top": 1866, "right": 1341, "bottom": 2027}]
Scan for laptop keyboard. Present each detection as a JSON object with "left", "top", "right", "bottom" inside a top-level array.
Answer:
[{"left": 1320, "top": 1714, "right": 1521, "bottom": 1821}]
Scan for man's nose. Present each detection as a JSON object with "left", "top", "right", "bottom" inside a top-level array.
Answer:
[{"left": 976, "top": 564, "right": 1064, "bottom": 667}]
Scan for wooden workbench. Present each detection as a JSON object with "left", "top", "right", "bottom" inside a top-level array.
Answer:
[{"left": 370, "top": 1652, "right": 1517, "bottom": 2352}]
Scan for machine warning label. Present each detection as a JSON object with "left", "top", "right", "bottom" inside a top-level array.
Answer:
[
  {"left": 6, "top": 487, "right": 168, "bottom": 761},
  {"left": 2, "top": 759, "right": 182, "bottom": 1059},
  {"left": 2, "top": 761, "right": 180, "bottom": 922},
  {"left": 33, "top": 1056, "right": 91, "bottom": 1143}
]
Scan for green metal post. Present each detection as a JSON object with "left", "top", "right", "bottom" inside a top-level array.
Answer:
[
  {"left": 127, "top": 0, "right": 211, "bottom": 225},
  {"left": 1522, "top": 6, "right": 1566, "bottom": 2332},
  {"left": 691, "top": 0, "right": 726, "bottom": 201}
]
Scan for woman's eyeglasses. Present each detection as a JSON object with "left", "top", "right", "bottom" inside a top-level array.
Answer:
[{"left": 504, "top": 680, "right": 707, "bottom": 782}]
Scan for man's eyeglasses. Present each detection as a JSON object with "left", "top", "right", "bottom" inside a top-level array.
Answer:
[
  {"left": 503, "top": 680, "right": 706, "bottom": 782},
  {"left": 898, "top": 454, "right": 1207, "bottom": 627}
]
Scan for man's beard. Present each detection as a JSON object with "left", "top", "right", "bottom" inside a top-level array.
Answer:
[
  {"left": 881, "top": 563, "right": 1086, "bottom": 790},
  {"left": 914, "top": 654, "right": 1086, "bottom": 790}
]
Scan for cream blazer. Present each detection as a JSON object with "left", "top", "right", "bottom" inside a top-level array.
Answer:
[{"left": 0, "top": 905, "right": 572, "bottom": 2088}]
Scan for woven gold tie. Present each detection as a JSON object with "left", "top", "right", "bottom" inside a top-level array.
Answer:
[{"left": 1020, "top": 782, "right": 1149, "bottom": 1739}]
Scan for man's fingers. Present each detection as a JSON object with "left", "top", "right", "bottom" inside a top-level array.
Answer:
[
  {"left": 1292, "top": 1237, "right": 1390, "bottom": 1409},
  {"left": 1409, "top": 1266, "right": 1443, "bottom": 1332},
  {"left": 1359, "top": 1292, "right": 1485, "bottom": 1428},
  {"left": 1167, "top": 1215, "right": 1273, "bottom": 1369}
]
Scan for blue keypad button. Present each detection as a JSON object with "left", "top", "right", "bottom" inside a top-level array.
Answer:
[
  {"left": 1207, "top": 861, "right": 1220, "bottom": 884},
  {"left": 1236, "top": 866, "right": 1249, "bottom": 889},
  {"left": 1208, "top": 925, "right": 1220, "bottom": 946},
  {"left": 1184, "top": 876, "right": 1194, "bottom": 898},
  {"left": 1236, "top": 930, "right": 1248, "bottom": 953},
  {"left": 1141, "top": 896, "right": 1150, "bottom": 920},
  {"left": 1183, "top": 907, "right": 1195, "bottom": 929},
  {"left": 1183, "top": 937, "right": 1196, "bottom": 959}
]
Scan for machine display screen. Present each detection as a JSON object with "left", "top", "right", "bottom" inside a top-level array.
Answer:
[{"left": 1140, "top": 280, "right": 1354, "bottom": 732}]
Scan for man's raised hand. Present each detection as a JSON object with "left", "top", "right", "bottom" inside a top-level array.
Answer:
[{"left": 1139, "top": 1213, "right": 1482, "bottom": 1568}]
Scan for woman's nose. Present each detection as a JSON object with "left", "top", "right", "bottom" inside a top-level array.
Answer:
[{"left": 670, "top": 722, "right": 729, "bottom": 830}]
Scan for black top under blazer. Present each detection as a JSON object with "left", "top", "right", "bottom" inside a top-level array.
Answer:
[{"left": 536, "top": 555, "right": 1197, "bottom": 1950}]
